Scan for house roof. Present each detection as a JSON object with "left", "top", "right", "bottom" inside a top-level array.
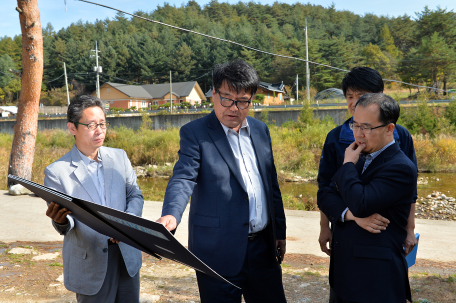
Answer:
[
  {"left": 142, "top": 81, "right": 199, "bottom": 99},
  {"left": 205, "top": 81, "right": 288, "bottom": 98},
  {"left": 259, "top": 81, "right": 287, "bottom": 94},
  {"left": 103, "top": 81, "right": 204, "bottom": 99},
  {"left": 105, "top": 82, "right": 151, "bottom": 98},
  {"left": 0, "top": 106, "right": 18, "bottom": 114}
]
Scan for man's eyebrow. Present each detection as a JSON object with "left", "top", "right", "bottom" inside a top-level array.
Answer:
[{"left": 352, "top": 120, "right": 371, "bottom": 126}]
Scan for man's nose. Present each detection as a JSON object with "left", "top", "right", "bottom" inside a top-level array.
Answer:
[{"left": 229, "top": 102, "right": 238, "bottom": 111}]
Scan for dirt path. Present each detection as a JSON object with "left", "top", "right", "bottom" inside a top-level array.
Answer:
[{"left": 1, "top": 242, "right": 455, "bottom": 303}]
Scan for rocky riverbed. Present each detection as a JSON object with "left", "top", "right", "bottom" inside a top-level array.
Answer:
[
  {"left": 134, "top": 167, "right": 456, "bottom": 222},
  {"left": 416, "top": 189, "right": 456, "bottom": 221}
]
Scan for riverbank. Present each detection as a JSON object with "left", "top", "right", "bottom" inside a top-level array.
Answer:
[{"left": 3, "top": 123, "right": 456, "bottom": 209}]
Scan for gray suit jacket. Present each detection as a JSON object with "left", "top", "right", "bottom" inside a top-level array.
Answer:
[{"left": 44, "top": 145, "right": 144, "bottom": 295}]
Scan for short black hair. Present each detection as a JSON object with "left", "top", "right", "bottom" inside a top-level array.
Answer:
[
  {"left": 342, "top": 67, "right": 384, "bottom": 96},
  {"left": 355, "top": 93, "right": 400, "bottom": 125},
  {"left": 212, "top": 59, "right": 259, "bottom": 96},
  {"left": 67, "top": 95, "right": 106, "bottom": 128}
]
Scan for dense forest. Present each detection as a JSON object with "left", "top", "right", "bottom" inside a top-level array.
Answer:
[{"left": 0, "top": 1, "right": 455, "bottom": 105}]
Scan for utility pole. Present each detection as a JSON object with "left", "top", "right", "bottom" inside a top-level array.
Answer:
[
  {"left": 63, "top": 62, "right": 70, "bottom": 105},
  {"left": 91, "top": 41, "right": 101, "bottom": 99},
  {"left": 305, "top": 18, "right": 310, "bottom": 102},
  {"left": 169, "top": 71, "right": 173, "bottom": 114},
  {"left": 296, "top": 74, "right": 298, "bottom": 103}
]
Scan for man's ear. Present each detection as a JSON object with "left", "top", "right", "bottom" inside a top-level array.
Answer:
[
  {"left": 387, "top": 123, "right": 395, "bottom": 134},
  {"left": 67, "top": 122, "right": 77, "bottom": 136}
]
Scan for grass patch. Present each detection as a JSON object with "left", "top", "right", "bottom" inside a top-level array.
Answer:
[
  {"left": 304, "top": 271, "right": 321, "bottom": 276},
  {"left": 49, "top": 262, "right": 63, "bottom": 267},
  {"left": 141, "top": 275, "right": 156, "bottom": 280}
]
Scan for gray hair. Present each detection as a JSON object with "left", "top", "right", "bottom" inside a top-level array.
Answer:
[{"left": 67, "top": 95, "right": 106, "bottom": 128}]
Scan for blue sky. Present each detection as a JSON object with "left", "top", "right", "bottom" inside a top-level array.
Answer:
[{"left": 1, "top": 0, "right": 455, "bottom": 38}]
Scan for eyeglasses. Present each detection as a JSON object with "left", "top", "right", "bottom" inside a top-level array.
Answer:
[
  {"left": 74, "top": 121, "right": 109, "bottom": 130},
  {"left": 218, "top": 92, "right": 251, "bottom": 110},
  {"left": 349, "top": 122, "right": 387, "bottom": 134}
]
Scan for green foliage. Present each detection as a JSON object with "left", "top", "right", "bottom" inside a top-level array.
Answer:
[
  {"left": 400, "top": 101, "right": 438, "bottom": 135},
  {"left": 299, "top": 100, "right": 318, "bottom": 126},
  {"left": 180, "top": 101, "right": 191, "bottom": 108},
  {"left": 109, "top": 107, "right": 124, "bottom": 112},
  {"left": 1, "top": 4, "right": 453, "bottom": 97},
  {"left": 255, "top": 94, "right": 265, "bottom": 104},
  {"left": 444, "top": 100, "right": 456, "bottom": 125}
]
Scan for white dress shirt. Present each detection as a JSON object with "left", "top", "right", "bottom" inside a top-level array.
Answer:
[{"left": 220, "top": 120, "right": 269, "bottom": 233}]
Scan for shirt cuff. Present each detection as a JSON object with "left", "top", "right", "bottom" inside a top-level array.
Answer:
[{"left": 340, "top": 207, "right": 349, "bottom": 222}]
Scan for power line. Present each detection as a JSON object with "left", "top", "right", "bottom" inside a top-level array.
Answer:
[
  {"left": 0, "top": 70, "right": 15, "bottom": 78},
  {"left": 99, "top": 72, "right": 142, "bottom": 84},
  {"left": 77, "top": 0, "right": 451, "bottom": 93}
]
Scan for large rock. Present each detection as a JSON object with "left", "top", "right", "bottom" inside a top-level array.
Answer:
[
  {"left": 32, "top": 252, "right": 60, "bottom": 261},
  {"left": 8, "top": 184, "right": 31, "bottom": 196},
  {"left": 8, "top": 247, "right": 36, "bottom": 255},
  {"left": 140, "top": 294, "right": 160, "bottom": 303}
]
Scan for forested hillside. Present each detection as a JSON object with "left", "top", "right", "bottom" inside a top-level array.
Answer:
[{"left": 0, "top": 1, "right": 455, "bottom": 105}]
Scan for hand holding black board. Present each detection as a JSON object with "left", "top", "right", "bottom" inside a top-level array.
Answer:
[{"left": 8, "top": 174, "right": 239, "bottom": 289}]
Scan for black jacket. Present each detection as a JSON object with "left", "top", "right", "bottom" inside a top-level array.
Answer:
[{"left": 318, "top": 142, "right": 417, "bottom": 302}]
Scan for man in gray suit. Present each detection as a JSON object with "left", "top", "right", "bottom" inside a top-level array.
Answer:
[{"left": 45, "top": 95, "right": 144, "bottom": 302}]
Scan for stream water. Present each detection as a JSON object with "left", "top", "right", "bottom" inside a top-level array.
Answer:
[{"left": 137, "top": 172, "right": 456, "bottom": 202}]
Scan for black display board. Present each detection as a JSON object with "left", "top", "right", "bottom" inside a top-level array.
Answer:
[{"left": 8, "top": 174, "right": 238, "bottom": 288}]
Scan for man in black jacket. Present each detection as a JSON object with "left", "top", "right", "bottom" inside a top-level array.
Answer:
[{"left": 318, "top": 93, "right": 417, "bottom": 302}]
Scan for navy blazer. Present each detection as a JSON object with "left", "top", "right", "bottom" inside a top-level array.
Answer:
[
  {"left": 317, "top": 118, "right": 417, "bottom": 204},
  {"left": 162, "top": 111, "right": 286, "bottom": 277},
  {"left": 318, "top": 142, "right": 417, "bottom": 302}
]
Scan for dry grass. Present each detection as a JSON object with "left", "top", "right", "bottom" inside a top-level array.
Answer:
[
  {"left": 413, "top": 134, "right": 456, "bottom": 172},
  {"left": 2, "top": 123, "right": 456, "bottom": 191}
]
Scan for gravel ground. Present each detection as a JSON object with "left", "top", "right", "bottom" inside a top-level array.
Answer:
[
  {"left": 1, "top": 242, "right": 456, "bottom": 302},
  {"left": 416, "top": 189, "right": 456, "bottom": 221}
]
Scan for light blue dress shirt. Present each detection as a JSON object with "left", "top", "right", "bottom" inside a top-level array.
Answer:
[
  {"left": 77, "top": 149, "right": 106, "bottom": 207},
  {"left": 341, "top": 140, "right": 396, "bottom": 221},
  {"left": 220, "top": 120, "right": 269, "bottom": 233},
  {"left": 59, "top": 148, "right": 107, "bottom": 231}
]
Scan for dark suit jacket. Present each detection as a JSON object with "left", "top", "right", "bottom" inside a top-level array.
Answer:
[
  {"left": 162, "top": 111, "right": 286, "bottom": 277},
  {"left": 318, "top": 142, "right": 417, "bottom": 303}
]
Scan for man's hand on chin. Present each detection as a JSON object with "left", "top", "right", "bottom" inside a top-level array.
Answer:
[{"left": 343, "top": 141, "right": 365, "bottom": 165}]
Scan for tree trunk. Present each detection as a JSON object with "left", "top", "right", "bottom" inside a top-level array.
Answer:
[
  {"left": 8, "top": 0, "right": 43, "bottom": 187},
  {"left": 443, "top": 76, "right": 447, "bottom": 96}
]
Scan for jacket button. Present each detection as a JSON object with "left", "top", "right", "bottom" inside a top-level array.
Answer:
[
  {"left": 244, "top": 223, "right": 249, "bottom": 227},
  {"left": 103, "top": 248, "right": 108, "bottom": 253},
  {"left": 245, "top": 197, "right": 249, "bottom": 201}
]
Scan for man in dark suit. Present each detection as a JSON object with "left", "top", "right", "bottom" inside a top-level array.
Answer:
[
  {"left": 318, "top": 93, "right": 417, "bottom": 303},
  {"left": 156, "top": 60, "right": 287, "bottom": 303}
]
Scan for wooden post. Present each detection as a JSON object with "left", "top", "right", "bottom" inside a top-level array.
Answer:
[{"left": 8, "top": 0, "right": 43, "bottom": 188}]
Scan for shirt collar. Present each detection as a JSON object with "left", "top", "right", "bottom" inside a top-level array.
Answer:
[
  {"left": 220, "top": 119, "right": 250, "bottom": 136},
  {"left": 363, "top": 140, "right": 396, "bottom": 160},
  {"left": 77, "top": 148, "right": 102, "bottom": 166}
]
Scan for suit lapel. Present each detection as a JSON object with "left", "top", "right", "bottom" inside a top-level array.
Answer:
[
  {"left": 99, "top": 147, "right": 113, "bottom": 207},
  {"left": 207, "top": 111, "right": 247, "bottom": 193},
  {"left": 70, "top": 145, "right": 102, "bottom": 205},
  {"left": 361, "top": 142, "right": 400, "bottom": 178}
]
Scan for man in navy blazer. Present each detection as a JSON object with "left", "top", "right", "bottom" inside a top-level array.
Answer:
[
  {"left": 318, "top": 93, "right": 417, "bottom": 303},
  {"left": 157, "top": 60, "right": 287, "bottom": 302}
]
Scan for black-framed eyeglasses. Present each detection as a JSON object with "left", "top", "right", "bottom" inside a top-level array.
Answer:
[
  {"left": 349, "top": 122, "right": 387, "bottom": 134},
  {"left": 218, "top": 92, "right": 252, "bottom": 110},
  {"left": 74, "top": 121, "right": 109, "bottom": 130}
]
